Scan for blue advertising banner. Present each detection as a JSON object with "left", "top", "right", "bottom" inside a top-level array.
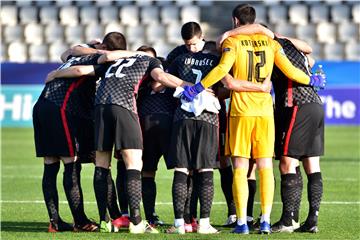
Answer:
[{"left": 1, "top": 62, "right": 359, "bottom": 127}]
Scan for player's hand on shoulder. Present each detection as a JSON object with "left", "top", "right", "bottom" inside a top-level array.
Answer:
[
  {"left": 45, "top": 70, "right": 58, "bottom": 83},
  {"left": 261, "top": 75, "right": 272, "bottom": 93}
]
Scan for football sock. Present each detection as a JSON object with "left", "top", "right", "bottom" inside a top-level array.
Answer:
[
  {"left": 190, "top": 171, "right": 199, "bottom": 219},
  {"left": 63, "top": 162, "right": 87, "bottom": 225},
  {"left": 107, "top": 171, "right": 122, "bottom": 220},
  {"left": 219, "top": 166, "right": 236, "bottom": 216},
  {"left": 184, "top": 174, "right": 193, "bottom": 224},
  {"left": 172, "top": 171, "right": 188, "bottom": 219},
  {"left": 198, "top": 171, "right": 214, "bottom": 219},
  {"left": 116, "top": 160, "right": 129, "bottom": 215},
  {"left": 126, "top": 169, "right": 142, "bottom": 225},
  {"left": 294, "top": 166, "right": 303, "bottom": 223},
  {"left": 307, "top": 172, "right": 323, "bottom": 224},
  {"left": 93, "top": 166, "right": 109, "bottom": 222},
  {"left": 42, "top": 162, "right": 60, "bottom": 222},
  {"left": 142, "top": 177, "right": 156, "bottom": 221},
  {"left": 247, "top": 179, "right": 256, "bottom": 219},
  {"left": 259, "top": 168, "right": 274, "bottom": 223},
  {"left": 280, "top": 173, "right": 297, "bottom": 226},
  {"left": 232, "top": 168, "right": 248, "bottom": 224}
]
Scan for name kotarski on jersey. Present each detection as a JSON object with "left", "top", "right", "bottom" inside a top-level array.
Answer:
[
  {"left": 240, "top": 39, "right": 269, "bottom": 47},
  {"left": 184, "top": 57, "right": 214, "bottom": 67}
]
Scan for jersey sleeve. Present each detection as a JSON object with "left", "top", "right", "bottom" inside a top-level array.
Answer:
[
  {"left": 148, "top": 57, "right": 163, "bottom": 72},
  {"left": 273, "top": 41, "right": 310, "bottom": 85},
  {"left": 200, "top": 38, "right": 236, "bottom": 88}
]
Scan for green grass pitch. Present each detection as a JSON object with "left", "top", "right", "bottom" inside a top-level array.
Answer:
[{"left": 1, "top": 126, "right": 359, "bottom": 239}]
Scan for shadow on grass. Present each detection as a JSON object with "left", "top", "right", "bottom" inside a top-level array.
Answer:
[{"left": 1, "top": 221, "right": 48, "bottom": 233}]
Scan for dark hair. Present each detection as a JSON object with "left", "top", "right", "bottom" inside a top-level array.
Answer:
[
  {"left": 102, "top": 32, "right": 127, "bottom": 50},
  {"left": 181, "top": 22, "right": 202, "bottom": 40},
  {"left": 136, "top": 45, "right": 157, "bottom": 57},
  {"left": 202, "top": 41, "right": 218, "bottom": 56},
  {"left": 232, "top": 4, "right": 256, "bottom": 25}
]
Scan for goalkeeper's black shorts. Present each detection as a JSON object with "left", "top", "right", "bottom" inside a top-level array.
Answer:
[{"left": 275, "top": 103, "right": 324, "bottom": 160}]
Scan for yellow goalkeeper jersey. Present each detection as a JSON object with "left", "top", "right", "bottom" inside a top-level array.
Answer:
[{"left": 200, "top": 34, "right": 311, "bottom": 117}]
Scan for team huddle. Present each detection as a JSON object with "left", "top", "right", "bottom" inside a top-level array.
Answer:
[{"left": 33, "top": 3, "right": 326, "bottom": 235}]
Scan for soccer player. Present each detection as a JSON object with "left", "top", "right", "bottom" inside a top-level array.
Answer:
[
  {"left": 46, "top": 33, "right": 190, "bottom": 234},
  {"left": 181, "top": 3, "right": 326, "bottom": 234}
]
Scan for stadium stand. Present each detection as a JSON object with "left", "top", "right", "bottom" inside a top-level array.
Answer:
[{"left": 0, "top": 0, "right": 359, "bottom": 62}]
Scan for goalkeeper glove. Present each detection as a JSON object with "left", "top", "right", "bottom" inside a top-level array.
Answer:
[
  {"left": 181, "top": 82, "right": 205, "bottom": 102},
  {"left": 309, "top": 74, "right": 326, "bottom": 89}
]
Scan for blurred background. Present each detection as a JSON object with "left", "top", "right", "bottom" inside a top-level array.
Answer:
[{"left": 1, "top": 0, "right": 359, "bottom": 127}]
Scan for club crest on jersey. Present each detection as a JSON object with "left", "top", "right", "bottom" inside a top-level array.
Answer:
[{"left": 223, "top": 47, "right": 231, "bottom": 52}]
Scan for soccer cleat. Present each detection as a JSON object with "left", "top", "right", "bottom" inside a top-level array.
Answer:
[
  {"left": 112, "top": 215, "right": 130, "bottom": 231},
  {"left": 252, "top": 218, "right": 261, "bottom": 231},
  {"left": 232, "top": 223, "right": 249, "bottom": 234},
  {"left": 197, "top": 224, "right": 220, "bottom": 234},
  {"left": 292, "top": 219, "right": 300, "bottom": 230},
  {"left": 271, "top": 220, "right": 294, "bottom": 233},
  {"left": 259, "top": 221, "right": 271, "bottom": 234},
  {"left": 166, "top": 225, "right": 186, "bottom": 234},
  {"left": 191, "top": 217, "right": 198, "bottom": 232},
  {"left": 296, "top": 221, "right": 318, "bottom": 233},
  {"left": 74, "top": 219, "right": 99, "bottom": 232},
  {"left": 129, "top": 220, "right": 159, "bottom": 234},
  {"left": 184, "top": 223, "right": 193, "bottom": 233},
  {"left": 223, "top": 214, "right": 237, "bottom": 227},
  {"left": 99, "top": 221, "right": 112, "bottom": 233},
  {"left": 48, "top": 219, "right": 74, "bottom": 232},
  {"left": 149, "top": 213, "right": 164, "bottom": 226}
]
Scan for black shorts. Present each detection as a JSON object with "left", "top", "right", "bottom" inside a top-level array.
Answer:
[
  {"left": 74, "top": 117, "right": 95, "bottom": 164},
  {"left": 218, "top": 106, "right": 227, "bottom": 157},
  {"left": 95, "top": 104, "right": 143, "bottom": 151},
  {"left": 275, "top": 103, "right": 324, "bottom": 160},
  {"left": 33, "top": 98, "right": 77, "bottom": 157},
  {"left": 140, "top": 114, "right": 173, "bottom": 171},
  {"left": 168, "top": 119, "right": 219, "bottom": 170}
]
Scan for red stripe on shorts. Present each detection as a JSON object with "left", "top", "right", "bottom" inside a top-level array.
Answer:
[{"left": 283, "top": 106, "right": 298, "bottom": 155}]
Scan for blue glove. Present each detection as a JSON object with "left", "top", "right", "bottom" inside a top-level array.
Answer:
[
  {"left": 181, "top": 82, "right": 205, "bottom": 102},
  {"left": 309, "top": 74, "right": 326, "bottom": 89}
]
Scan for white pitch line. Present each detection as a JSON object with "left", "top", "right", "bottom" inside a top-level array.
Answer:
[{"left": 1, "top": 200, "right": 359, "bottom": 205}]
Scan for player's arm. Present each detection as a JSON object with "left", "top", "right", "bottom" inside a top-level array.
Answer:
[
  {"left": 217, "top": 24, "right": 274, "bottom": 49},
  {"left": 60, "top": 43, "right": 105, "bottom": 62},
  {"left": 97, "top": 50, "right": 153, "bottom": 64},
  {"left": 150, "top": 68, "right": 192, "bottom": 88},
  {"left": 222, "top": 74, "right": 272, "bottom": 93},
  {"left": 275, "top": 34, "right": 312, "bottom": 54},
  {"left": 45, "top": 65, "right": 95, "bottom": 83}
]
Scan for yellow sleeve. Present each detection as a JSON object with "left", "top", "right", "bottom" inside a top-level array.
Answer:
[
  {"left": 274, "top": 42, "right": 310, "bottom": 85},
  {"left": 201, "top": 38, "right": 236, "bottom": 88}
]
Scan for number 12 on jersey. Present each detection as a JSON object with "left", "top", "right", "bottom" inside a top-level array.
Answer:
[{"left": 247, "top": 50, "right": 266, "bottom": 83}]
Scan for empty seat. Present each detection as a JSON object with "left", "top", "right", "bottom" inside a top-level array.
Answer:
[
  {"left": 196, "top": 0, "right": 214, "bottom": 6},
  {"left": 275, "top": 23, "right": 296, "bottom": 38},
  {"left": 94, "top": 0, "right": 113, "bottom": 6},
  {"left": 289, "top": 4, "right": 308, "bottom": 25},
  {"left": 4, "top": 25, "right": 23, "bottom": 43},
  {"left": 49, "top": 41, "right": 69, "bottom": 62},
  {"left": 1, "top": 5, "right": 18, "bottom": 26},
  {"left": 310, "top": 4, "right": 329, "bottom": 23},
  {"left": 331, "top": 4, "right": 350, "bottom": 23},
  {"left": 253, "top": 4, "right": 267, "bottom": 24},
  {"left": 152, "top": 40, "right": 173, "bottom": 58},
  {"left": 75, "top": 1, "right": 93, "bottom": 7},
  {"left": 104, "top": 22, "right": 125, "bottom": 34},
  {"left": 307, "top": 41, "right": 323, "bottom": 60},
  {"left": 268, "top": 4, "right": 287, "bottom": 24},
  {"left": 80, "top": 6, "right": 99, "bottom": 24},
  {"left": 161, "top": 5, "right": 180, "bottom": 24},
  {"left": 54, "top": 0, "right": 72, "bottom": 6},
  {"left": 65, "top": 25, "right": 84, "bottom": 44},
  {"left": 175, "top": 0, "right": 193, "bottom": 6},
  {"left": 181, "top": 5, "right": 200, "bottom": 23},
  {"left": 29, "top": 44, "right": 49, "bottom": 63},
  {"left": 166, "top": 22, "right": 183, "bottom": 45},
  {"left": 345, "top": 41, "right": 360, "bottom": 60},
  {"left": 125, "top": 25, "right": 146, "bottom": 43},
  {"left": 338, "top": 22, "right": 359, "bottom": 43},
  {"left": 296, "top": 24, "right": 317, "bottom": 41},
  {"left": 99, "top": 6, "right": 119, "bottom": 24},
  {"left": 24, "top": 22, "right": 44, "bottom": 44},
  {"left": 39, "top": 6, "right": 59, "bottom": 24},
  {"left": 120, "top": 5, "right": 139, "bottom": 26},
  {"left": 8, "top": 41, "right": 27, "bottom": 62},
  {"left": 146, "top": 23, "right": 166, "bottom": 43},
  {"left": 352, "top": 3, "right": 360, "bottom": 23},
  {"left": 59, "top": 6, "right": 79, "bottom": 26},
  {"left": 135, "top": 0, "right": 153, "bottom": 6},
  {"left": 35, "top": 1, "right": 53, "bottom": 6},
  {"left": 45, "top": 23, "right": 64, "bottom": 43},
  {"left": 324, "top": 43, "right": 344, "bottom": 60},
  {"left": 155, "top": 0, "right": 174, "bottom": 6},
  {"left": 317, "top": 22, "right": 336, "bottom": 44},
  {"left": 140, "top": 6, "right": 159, "bottom": 24},
  {"left": 84, "top": 23, "right": 104, "bottom": 42},
  {"left": 114, "top": 0, "right": 133, "bottom": 6},
  {"left": 19, "top": 6, "right": 38, "bottom": 24},
  {"left": 15, "top": 0, "right": 32, "bottom": 6},
  {"left": 129, "top": 40, "right": 147, "bottom": 51}
]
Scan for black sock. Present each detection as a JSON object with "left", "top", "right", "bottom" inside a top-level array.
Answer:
[
  {"left": 116, "top": 160, "right": 128, "bottom": 215},
  {"left": 184, "top": 174, "right": 193, "bottom": 224},
  {"left": 93, "top": 167, "right": 109, "bottom": 222},
  {"left": 63, "top": 162, "right": 87, "bottom": 225},
  {"left": 280, "top": 174, "right": 298, "bottom": 226},
  {"left": 219, "top": 166, "right": 236, "bottom": 216},
  {"left": 126, "top": 170, "right": 142, "bottom": 225},
  {"left": 42, "top": 162, "right": 60, "bottom": 222},
  {"left": 190, "top": 171, "right": 199, "bottom": 219},
  {"left": 107, "top": 171, "right": 122, "bottom": 220},
  {"left": 307, "top": 172, "right": 323, "bottom": 224},
  {"left": 247, "top": 179, "right": 256, "bottom": 219},
  {"left": 142, "top": 177, "right": 156, "bottom": 221},
  {"left": 294, "top": 166, "right": 303, "bottom": 222},
  {"left": 172, "top": 171, "right": 188, "bottom": 219},
  {"left": 198, "top": 171, "right": 214, "bottom": 219}
]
